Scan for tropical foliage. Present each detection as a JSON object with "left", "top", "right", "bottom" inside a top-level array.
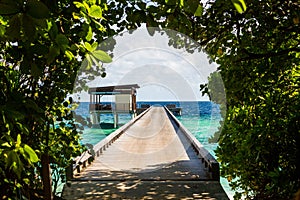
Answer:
[
  {"left": 1, "top": 0, "right": 299, "bottom": 199},
  {"left": 196, "top": 0, "right": 300, "bottom": 199},
  {"left": 0, "top": 0, "right": 112, "bottom": 198}
]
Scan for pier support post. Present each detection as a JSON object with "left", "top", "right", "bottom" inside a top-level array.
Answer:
[
  {"left": 91, "top": 112, "right": 100, "bottom": 125},
  {"left": 114, "top": 113, "right": 118, "bottom": 128}
]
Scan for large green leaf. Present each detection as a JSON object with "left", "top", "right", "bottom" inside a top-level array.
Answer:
[
  {"left": 92, "top": 50, "right": 112, "bottom": 63},
  {"left": 22, "top": 14, "right": 36, "bottom": 40},
  {"left": 56, "top": 34, "right": 69, "bottom": 51},
  {"left": 0, "top": 0, "right": 20, "bottom": 15},
  {"left": 6, "top": 15, "right": 21, "bottom": 39},
  {"left": 89, "top": 5, "right": 102, "bottom": 19},
  {"left": 26, "top": 0, "right": 50, "bottom": 19},
  {"left": 24, "top": 144, "right": 39, "bottom": 163},
  {"left": 46, "top": 46, "right": 60, "bottom": 64},
  {"left": 31, "top": 63, "right": 42, "bottom": 78}
]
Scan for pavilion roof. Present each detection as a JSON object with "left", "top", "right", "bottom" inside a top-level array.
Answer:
[{"left": 88, "top": 84, "right": 140, "bottom": 95}]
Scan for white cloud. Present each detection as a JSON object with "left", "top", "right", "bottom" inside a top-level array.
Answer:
[{"left": 75, "top": 27, "right": 218, "bottom": 102}]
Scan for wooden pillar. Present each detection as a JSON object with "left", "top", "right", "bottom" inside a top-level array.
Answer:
[
  {"left": 114, "top": 113, "right": 118, "bottom": 128},
  {"left": 41, "top": 154, "right": 53, "bottom": 200},
  {"left": 131, "top": 89, "right": 137, "bottom": 119}
]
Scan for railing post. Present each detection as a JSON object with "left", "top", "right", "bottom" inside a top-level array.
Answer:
[
  {"left": 76, "top": 165, "right": 80, "bottom": 173},
  {"left": 211, "top": 162, "right": 220, "bottom": 181},
  {"left": 66, "top": 163, "right": 73, "bottom": 181}
]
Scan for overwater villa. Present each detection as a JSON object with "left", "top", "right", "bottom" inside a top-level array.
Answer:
[{"left": 88, "top": 84, "right": 140, "bottom": 128}]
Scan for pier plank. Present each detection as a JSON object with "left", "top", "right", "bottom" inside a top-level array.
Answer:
[{"left": 62, "top": 107, "right": 228, "bottom": 199}]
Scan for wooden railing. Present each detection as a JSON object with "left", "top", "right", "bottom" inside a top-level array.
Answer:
[
  {"left": 164, "top": 106, "right": 220, "bottom": 181},
  {"left": 66, "top": 107, "right": 151, "bottom": 180}
]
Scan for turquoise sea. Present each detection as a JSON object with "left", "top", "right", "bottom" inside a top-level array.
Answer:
[{"left": 75, "top": 101, "right": 234, "bottom": 199}]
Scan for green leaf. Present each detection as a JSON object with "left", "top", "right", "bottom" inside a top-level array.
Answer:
[
  {"left": 23, "top": 178, "right": 30, "bottom": 185},
  {"left": 86, "top": 26, "right": 93, "bottom": 41},
  {"left": 89, "top": 5, "right": 102, "bottom": 19},
  {"left": 180, "top": 0, "right": 184, "bottom": 8},
  {"left": 165, "top": 0, "right": 177, "bottom": 6},
  {"left": 84, "top": 54, "right": 92, "bottom": 70},
  {"left": 146, "top": 27, "right": 155, "bottom": 36},
  {"left": 65, "top": 50, "right": 74, "bottom": 61},
  {"left": 16, "top": 134, "right": 21, "bottom": 148},
  {"left": 6, "top": 15, "right": 21, "bottom": 39},
  {"left": 31, "top": 63, "right": 42, "bottom": 78},
  {"left": 6, "top": 151, "right": 23, "bottom": 179},
  {"left": 56, "top": 34, "right": 69, "bottom": 51},
  {"left": 91, "top": 42, "right": 98, "bottom": 51},
  {"left": 91, "top": 50, "right": 112, "bottom": 63},
  {"left": 84, "top": 42, "right": 93, "bottom": 52},
  {"left": 0, "top": 25, "right": 5, "bottom": 36},
  {"left": 24, "top": 144, "right": 39, "bottom": 163},
  {"left": 46, "top": 46, "right": 60, "bottom": 64},
  {"left": 26, "top": 0, "right": 50, "bottom": 19},
  {"left": 194, "top": 5, "right": 203, "bottom": 17},
  {"left": 231, "top": 0, "right": 247, "bottom": 14},
  {"left": 73, "top": 1, "right": 85, "bottom": 9},
  {"left": 183, "top": 0, "right": 202, "bottom": 15},
  {"left": 2, "top": 142, "right": 11, "bottom": 148},
  {"left": 16, "top": 122, "right": 29, "bottom": 134},
  {"left": 81, "top": 57, "right": 89, "bottom": 70},
  {"left": 49, "top": 21, "right": 58, "bottom": 40},
  {"left": 0, "top": 0, "right": 20, "bottom": 15}
]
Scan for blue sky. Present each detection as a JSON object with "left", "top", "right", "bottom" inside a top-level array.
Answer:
[{"left": 74, "top": 27, "right": 218, "bottom": 102}]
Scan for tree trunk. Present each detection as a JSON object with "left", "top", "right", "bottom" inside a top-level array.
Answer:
[{"left": 42, "top": 153, "right": 53, "bottom": 200}]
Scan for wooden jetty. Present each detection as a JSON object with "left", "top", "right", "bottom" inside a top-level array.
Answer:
[{"left": 62, "top": 106, "right": 228, "bottom": 199}]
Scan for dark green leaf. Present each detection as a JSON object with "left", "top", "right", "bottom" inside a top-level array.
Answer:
[
  {"left": 22, "top": 14, "right": 36, "bottom": 40},
  {"left": 49, "top": 22, "right": 58, "bottom": 40},
  {"left": 26, "top": 0, "right": 50, "bottom": 19},
  {"left": 165, "top": 0, "right": 177, "bottom": 6},
  {"left": 6, "top": 15, "right": 21, "bottom": 39},
  {"left": 0, "top": 0, "right": 20, "bottom": 15},
  {"left": 31, "top": 63, "right": 42, "bottom": 78},
  {"left": 55, "top": 34, "right": 69, "bottom": 51},
  {"left": 46, "top": 46, "right": 60, "bottom": 63}
]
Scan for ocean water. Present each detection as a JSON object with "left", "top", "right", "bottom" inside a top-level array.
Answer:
[{"left": 75, "top": 101, "right": 234, "bottom": 199}]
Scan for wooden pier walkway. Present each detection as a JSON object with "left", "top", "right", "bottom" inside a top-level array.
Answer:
[{"left": 62, "top": 106, "right": 229, "bottom": 199}]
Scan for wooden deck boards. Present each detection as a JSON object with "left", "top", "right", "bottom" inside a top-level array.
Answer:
[
  {"left": 74, "top": 107, "right": 209, "bottom": 180},
  {"left": 62, "top": 107, "right": 229, "bottom": 199}
]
